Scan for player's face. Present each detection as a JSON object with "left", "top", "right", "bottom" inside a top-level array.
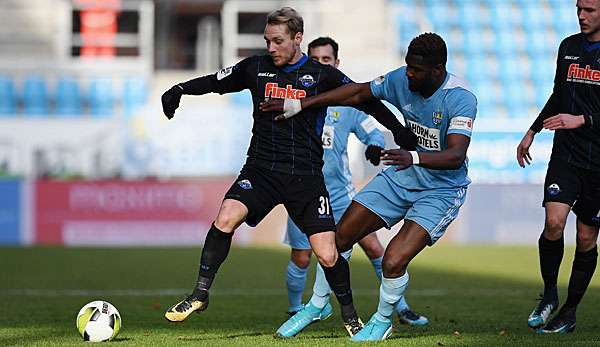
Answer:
[
  {"left": 405, "top": 62, "right": 434, "bottom": 92},
  {"left": 308, "top": 45, "right": 339, "bottom": 68},
  {"left": 577, "top": 0, "right": 600, "bottom": 36},
  {"left": 264, "top": 24, "right": 302, "bottom": 67}
]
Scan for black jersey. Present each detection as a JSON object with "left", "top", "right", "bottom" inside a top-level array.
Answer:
[
  {"left": 531, "top": 33, "right": 600, "bottom": 171},
  {"left": 179, "top": 54, "right": 397, "bottom": 176}
]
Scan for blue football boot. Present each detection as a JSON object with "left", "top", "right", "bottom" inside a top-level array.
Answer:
[
  {"left": 275, "top": 302, "right": 332, "bottom": 338},
  {"left": 537, "top": 307, "right": 576, "bottom": 334},
  {"left": 398, "top": 309, "right": 429, "bottom": 326},
  {"left": 350, "top": 314, "right": 392, "bottom": 342},
  {"left": 527, "top": 294, "right": 558, "bottom": 329}
]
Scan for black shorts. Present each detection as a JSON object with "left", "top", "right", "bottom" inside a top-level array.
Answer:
[
  {"left": 224, "top": 165, "right": 335, "bottom": 235},
  {"left": 543, "top": 158, "right": 600, "bottom": 226}
]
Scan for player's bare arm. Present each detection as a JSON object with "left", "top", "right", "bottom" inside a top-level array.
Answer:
[{"left": 381, "top": 134, "right": 470, "bottom": 170}]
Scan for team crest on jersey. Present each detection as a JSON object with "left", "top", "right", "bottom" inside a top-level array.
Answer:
[
  {"left": 237, "top": 179, "right": 253, "bottom": 190},
  {"left": 299, "top": 74, "right": 315, "bottom": 87},
  {"left": 432, "top": 111, "right": 443, "bottom": 126},
  {"left": 330, "top": 111, "right": 341, "bottom": 120}
]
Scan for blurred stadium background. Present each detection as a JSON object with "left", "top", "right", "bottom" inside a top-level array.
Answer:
[{"left": 0, "top": 0, "right": 580, "bottom": 247}]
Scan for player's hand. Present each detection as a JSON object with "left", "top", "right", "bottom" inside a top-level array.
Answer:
[
  {"left": 391, "top": 125, "right": 418, "bottom": 150},
  {"left": 543, "top": 113, "right": 585, "bottom": 130},
  {"left": 364, "top": 145, "right": 383, "bottom": 166},
  {"left": 260, "top": 98, "right": 302, "bottom": 121},
  {"left": 381, "top": 148, "right": 413, "bottom": 170},
  {"left": 161, "top": 85, "right": 183, "bottom": 119},
  {"left": 516, "top": 129, "right": 535, "bottom": 168}
]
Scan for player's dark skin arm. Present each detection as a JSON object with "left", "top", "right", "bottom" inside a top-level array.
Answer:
[
  {"left": 381, "top": 134, "right": 470, "bottom": 170},
  {"left": 259, "top": 82, "right": 417, "bottom": 149}
]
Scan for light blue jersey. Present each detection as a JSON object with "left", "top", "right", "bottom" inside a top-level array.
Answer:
[
  {"left": 370, "top": 66, "right": 477, "bottom": 190},
  {"left": 284, "top": 106, "right": 385, "bottom": 249}
]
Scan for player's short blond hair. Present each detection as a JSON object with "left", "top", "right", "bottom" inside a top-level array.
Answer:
[{"left": 266, "top": 7, "right": 304, "bottom": 38}]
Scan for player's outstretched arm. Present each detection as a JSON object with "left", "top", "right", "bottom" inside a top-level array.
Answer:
[
  {"left": 161, "top": 59, "right": 250, "bottom": 119},
  {"left": 259, "top": 82, "right": 373, "bottom": 120},
  {"left": 381, "top": 134, "right": 470, "bottom": 170}
]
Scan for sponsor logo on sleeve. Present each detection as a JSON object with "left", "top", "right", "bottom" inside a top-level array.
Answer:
[
  {"left": 449, "top": 116, "right": 474, "bottom": 132},
  {"left": 360, "top": 117, "right": 377, "bottom": 133},
  {"left": 373, "top": 75, "right": 385, "bottom": 85},
  {"left": 217, "top": 66, "right": 234, "bottom": 80}
]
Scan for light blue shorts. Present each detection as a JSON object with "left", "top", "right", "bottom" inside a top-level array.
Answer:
[
  {"left": 353, "top": 171, "right": 467, "bottom": 245},
  {"left": 284, "top": 205, "right": 347, "bottom": 250}
]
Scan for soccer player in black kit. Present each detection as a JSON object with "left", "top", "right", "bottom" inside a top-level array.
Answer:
[
  {"left": 159, "top": 7, "right": 417, "bottom": 337},
  {"left": 517, "top": 0, "right": 600, "bottom": 334}
]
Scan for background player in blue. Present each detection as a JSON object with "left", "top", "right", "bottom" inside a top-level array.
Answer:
[
  {"left": 261, "top": 33, "right": 477, "bottom": 341},
  {"left": 517, "top": 0, "right": 600, "bottom": 334},
  {"left": 282, "top": 37, "right": 428, "bottom": 328}
]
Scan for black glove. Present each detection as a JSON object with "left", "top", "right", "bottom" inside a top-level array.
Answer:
[
  {"left": 364, "top": 145, "right": 383, "bottom": 166},
  {"left": 392, "top": 125, "right": 418, "bottom": 150},
  {"left": 161, "top": 85, "right": 183, "bottom": 119}
]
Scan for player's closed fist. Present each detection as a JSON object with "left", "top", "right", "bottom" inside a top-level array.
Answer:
[
  {"left": 364, "top": 145, "right": 383, "bottom": 166},
  {"left": 161, "top": 85, "right": 183, "bottom": 119},
  {"left": 392, "top": 126, "right": 418, "bottom": 150}
]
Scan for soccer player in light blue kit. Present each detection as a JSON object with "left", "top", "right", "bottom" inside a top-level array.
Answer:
[
  {"left": 283, "top": 37, "right": 428, "bottom": 328},
  {"left": 262, "top": 33, "right": 476, "bottom": 341}
]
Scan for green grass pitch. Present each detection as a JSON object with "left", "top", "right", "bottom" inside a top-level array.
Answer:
[{"left": 1, "top": 245, "right": 599, "bottom": 346}]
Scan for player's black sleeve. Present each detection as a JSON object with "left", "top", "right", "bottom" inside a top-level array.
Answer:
[
  {"left": 178, "top": 57, "right": 252, "bottom": 95},
  {"left": 530, "top": 41, "right": 565, "bottom": 133}
]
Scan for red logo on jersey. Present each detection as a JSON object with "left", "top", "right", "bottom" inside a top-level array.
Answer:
[
  {"left": 567, "top": 64, "right": 600, "bottom": 81},
  {"left": 264, "top": 82, "right": 306, "bottom": 99}
]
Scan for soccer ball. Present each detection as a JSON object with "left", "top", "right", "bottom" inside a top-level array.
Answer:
[{"left": 76, "top": 301, "right": 122, "bottom": 342}]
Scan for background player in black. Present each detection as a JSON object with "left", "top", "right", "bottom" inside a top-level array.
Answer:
[
  {"left": 160, "top": 7, "right": 417, "bottom": 337},
  {"left": 517, "top": 0, "right": 600, "bottom": 334}
]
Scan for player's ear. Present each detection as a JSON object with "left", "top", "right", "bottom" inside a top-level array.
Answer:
[
  {"left": 294, "top": 31, "right": 303, "bottom": 45},
  {"left": 334, "top": 58, "right": 340, "bottom": 68}
]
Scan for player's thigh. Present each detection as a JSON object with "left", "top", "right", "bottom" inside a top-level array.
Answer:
[
  {"left": 404, "top": 186, "right": 468, "bottom": 246},
  {"left": 283, "top": 217, "right": 311, "bottom": 250},
  {"left": 336, "top": 201, "right": 387, "bottom": 252},
  {"left": 284, "top": 175, "right": 336, "bottom": 237},
  {"left": 223, "top": 166, "right": 282, "bottom": 228}
]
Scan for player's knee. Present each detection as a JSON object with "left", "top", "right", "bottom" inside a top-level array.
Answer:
[
  {"left": 576, "top": 230, "right": 598, "bottom": 250},
  {"left": 544, "top": 217, "right": 566, "bottom": 238},
  {"left": 382, "top": 255, "right": 408, "bottom": 278},
  {"left": 214, "top": 201, "right": 247, "bottom": 232},
  {"left": 291, "top": 251, "right": 311, "bottom": 269},
  {"left": 315, "top": 250, "right": 338, "bottom": 268}
]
